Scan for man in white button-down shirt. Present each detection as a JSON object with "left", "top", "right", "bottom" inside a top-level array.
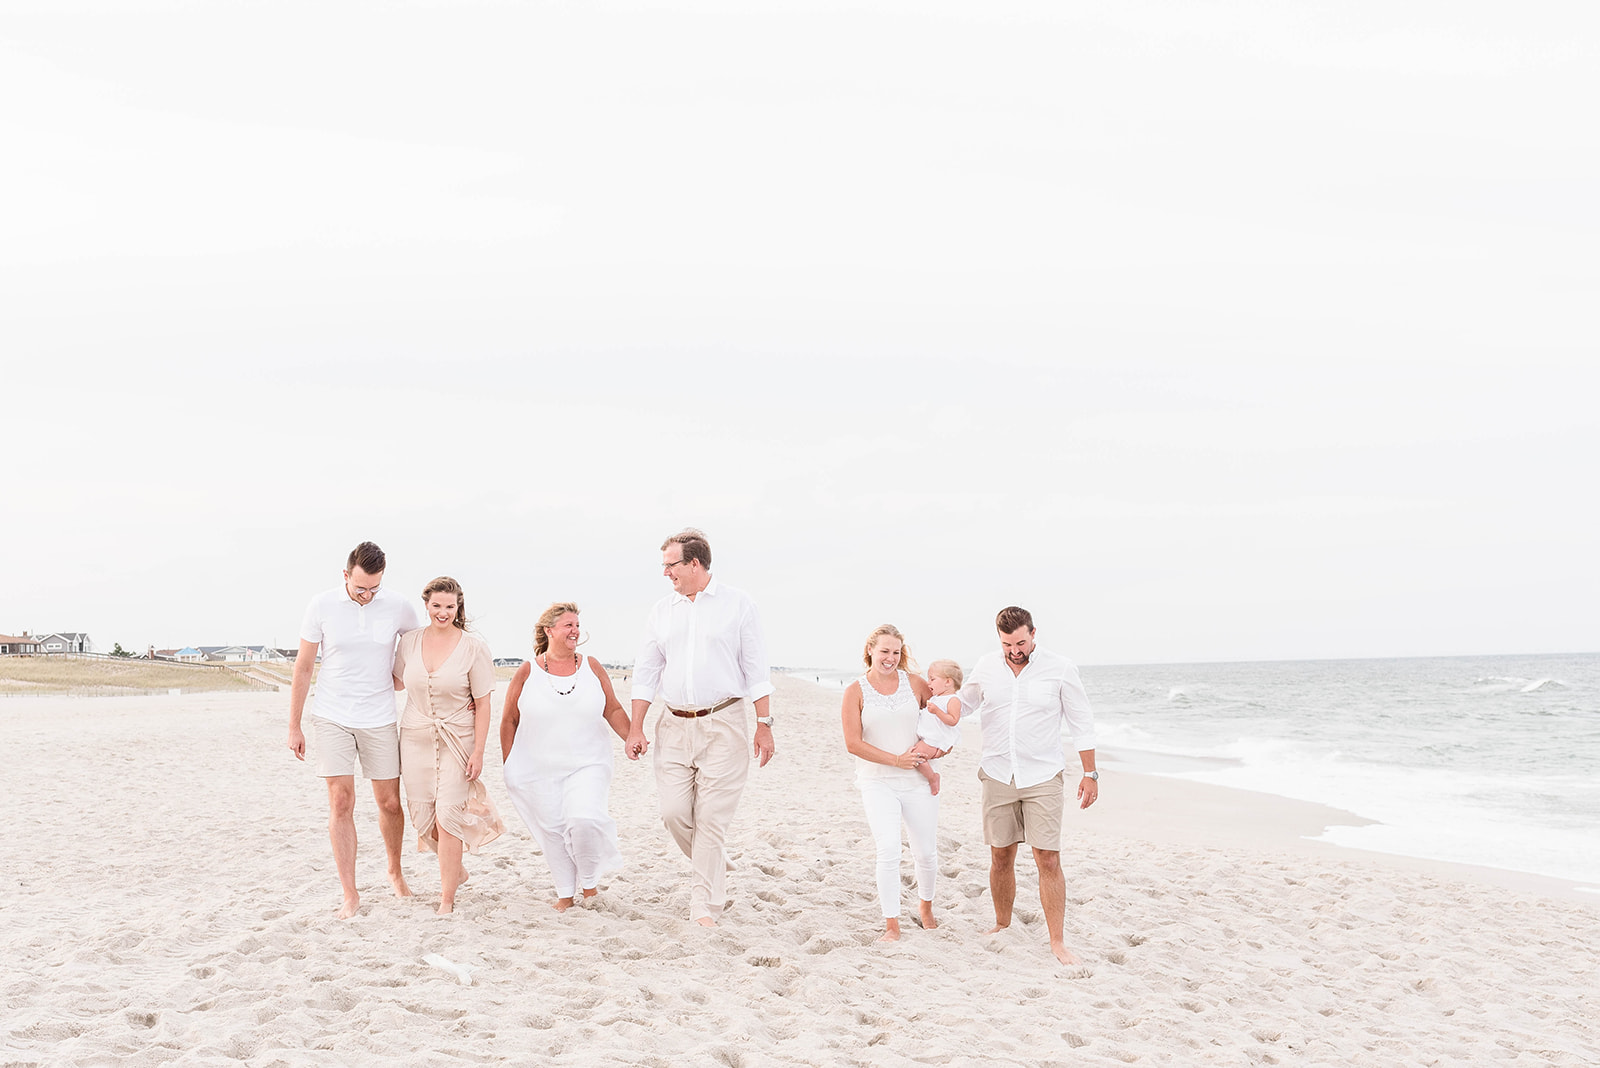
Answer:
[
  {"left": 626, "top": 529, "right": 775, "bottom": 926},
  {"left": 958, "top": 606, "right": 1099, "bottom": 964}
]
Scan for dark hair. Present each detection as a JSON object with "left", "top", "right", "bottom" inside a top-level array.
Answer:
[
  {"left": 995, "top": 606, "right": 1034, "bottom": 635},
  {"left": 347, "top": 541, "right": 386, "bottom": 575},
  {"left": 534, "top": 602, "right": 581, "bottom": 656},
  {"left": 421, "top": 576, "right": 468, "bottom": 631},
  {"left": 661, "top": 528, "right": 712, "bottom": 569}
]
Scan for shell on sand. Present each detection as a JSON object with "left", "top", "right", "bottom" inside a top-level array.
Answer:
[{"left": 3, "top": 676, "right": 1597, "bottom": 1065}]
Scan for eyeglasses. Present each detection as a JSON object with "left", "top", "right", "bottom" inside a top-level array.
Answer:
[{"left": 663, "top": 559, "right": 689, "bottom": 571}]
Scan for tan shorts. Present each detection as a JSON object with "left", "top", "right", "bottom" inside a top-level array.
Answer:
[
  {"left": 979, "top": 768, "right": 1064, "bottom": 851},
  {"left": 311, "top": 716, "right": 400, "bottom": 780}
]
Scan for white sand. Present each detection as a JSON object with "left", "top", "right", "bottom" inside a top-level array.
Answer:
[{"left": 3, "top": 676, "right": 1597, "bottom": 1066}]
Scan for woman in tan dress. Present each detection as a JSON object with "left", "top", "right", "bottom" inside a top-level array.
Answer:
[{"left": 393, "top": 576, "right": 505, "bottom": 915}]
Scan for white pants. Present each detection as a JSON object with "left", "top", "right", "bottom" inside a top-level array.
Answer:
[
  {"left": 504, "top": 763, "right": 622, "bottom": 898},
  {"left": 859, "top": 777, "right": 939, "bottom": 919}
]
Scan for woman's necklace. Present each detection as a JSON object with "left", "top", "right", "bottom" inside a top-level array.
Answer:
[{"left": 540, "top": 653, "right": 580, "bottom": 696}]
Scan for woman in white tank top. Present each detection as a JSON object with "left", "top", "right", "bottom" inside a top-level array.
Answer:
[
  {"left": 500, "top": 603, "right": 632, "bottom": 911},
  {"left": 841, "top": 623, "right": 941, "bottom": 942}
]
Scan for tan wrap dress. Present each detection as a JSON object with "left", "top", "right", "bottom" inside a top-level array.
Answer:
[{"left": 396, "top": 629, "right": 505, "bottom": 854}]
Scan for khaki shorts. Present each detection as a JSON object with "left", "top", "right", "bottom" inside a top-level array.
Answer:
[
  {"left": 979, "top": 768, "right": 1064, "bottom": 851},
  {"left": 311, "top": 716, "right": 400, "bottom": 780}
]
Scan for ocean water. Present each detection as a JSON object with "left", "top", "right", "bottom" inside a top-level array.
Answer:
[
  {"left": 1084, "top": 653, "right": 1600, "bottom": 887},
  {"left": 787, "top": 654, "right": 1600, "bottom": 887}
]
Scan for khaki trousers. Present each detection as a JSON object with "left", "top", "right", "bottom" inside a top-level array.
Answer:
[{"left": 654, "top": 701, "right": 750, "bottom": 921}]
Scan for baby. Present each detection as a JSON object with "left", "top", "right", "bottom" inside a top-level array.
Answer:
[{"left": 913, "top": 659, "right": 964, "bottom": 795}]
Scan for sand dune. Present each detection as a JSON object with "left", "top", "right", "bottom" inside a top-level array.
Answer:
[{"left": 3, "top": 676, "right": 1596, "bottom": 1066}]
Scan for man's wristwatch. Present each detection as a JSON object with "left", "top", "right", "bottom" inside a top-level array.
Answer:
[
  {"left": 1082, "top": 770, "right": 1099, "bottom": 781},
  {"left": 755, "top": 715, "right": 774, "bottom": 727}
]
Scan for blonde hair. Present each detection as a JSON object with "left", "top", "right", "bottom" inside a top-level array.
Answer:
[
  {"left": 420, "top": 576, "right": 468, "bottom": 630},
  {"left": 927, "top": 659, "right": 964, "bottom": 688},
  {"left": 861, "top": 623, "right": 915, "bottom": 671},
  {"left": 534, "top": 602, "right": 581, "bottom": 656}
]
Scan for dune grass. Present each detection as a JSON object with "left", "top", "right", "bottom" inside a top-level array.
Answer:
[{"left": 0, "top": 657, "right": 273, "bottom": 695}]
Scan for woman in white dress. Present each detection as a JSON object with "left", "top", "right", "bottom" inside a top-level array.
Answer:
[
  {"left": 840, "top": 623, "right": 939, "bottom": 942},
  {"left": 501, "top": 602, "right": 631, "bottom": 911}
]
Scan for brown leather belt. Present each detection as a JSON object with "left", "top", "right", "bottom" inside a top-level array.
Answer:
[{"left": 666, "top": 696, "right": 742, "bottom": 718}]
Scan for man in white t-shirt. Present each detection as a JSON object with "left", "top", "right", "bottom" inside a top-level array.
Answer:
[
  {"left": 287, "top": 541, "right": 422, "bottom": 918},
  {"left": 958, "top": 605, "right": 1099, "bottom": 965}
]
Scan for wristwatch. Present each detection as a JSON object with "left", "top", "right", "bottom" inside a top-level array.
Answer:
[
  {"left": 1082, "top": 770, "right": 1099, "bottom": 781},
  {"left": 755, "top": 715, "right": 774, "bottom": 727}
]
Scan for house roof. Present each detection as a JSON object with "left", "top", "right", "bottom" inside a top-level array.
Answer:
[
  {"left": 40, "top": 632, "right": 90, "bottom": 642},
  {"left": 1, "top": 634, "right": 38, "bottom": 644}
]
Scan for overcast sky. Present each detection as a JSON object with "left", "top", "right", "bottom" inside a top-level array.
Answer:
[{"left": 3, "top": 1, "right": 1596, "bottom": 670}]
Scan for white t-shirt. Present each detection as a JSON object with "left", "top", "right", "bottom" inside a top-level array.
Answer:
[{"left": 299, "top": 586, "right": 421, "bottom": 729}]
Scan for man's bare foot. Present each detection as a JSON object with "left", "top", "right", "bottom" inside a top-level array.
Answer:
[
  {"left": 336, "top": 895, "right": 360, "bottom": 919},
  {"left": 927, "top": 770, "right": 941, "bottom": 795},
  {"left": 388, "top": 870, "right": 413, "bottom": 898},
  {"left": 695, "top": 917, "right": 716, "bottom": 927},
  {"left": 1050, "top": 941, "right": 1081, "bottom": 965},
  {"left": 918, "top": 901, "right": 938, "bottom": 930},
  {"left": 987, "top": 922, "right": 1009, "bottom": 934},
  {"left": 878, "top": 917, "right": 902, "bottom": 943},
  {"left": 554, "top": 897, "right": 574, "bottom": 912}
]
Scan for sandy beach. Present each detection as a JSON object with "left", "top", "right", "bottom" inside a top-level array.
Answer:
[{"left": 4, "top": 675, "right": 1596, "bottom": 1067}]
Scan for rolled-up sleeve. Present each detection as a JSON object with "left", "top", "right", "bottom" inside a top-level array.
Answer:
[
  {"left": 1059, "top": 664, "right": 1097, "bottom": 751},
  {"left": 632, "top": 607, "right": 666, "bottom": 704},
  {"left": 956, "top": 677, "right": 984, "bottom": 720},
  {"left": 738, "top": 596, "right": 774, "bottom": 702}
]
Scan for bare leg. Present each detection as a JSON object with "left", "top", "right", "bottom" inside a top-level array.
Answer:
[
  {"left": 371, "top": 778, "right": 412, "bottom": 899},
  {"left": 1033, "top": 847, "right": 1079, "bottom": 965},
  {"left": 918, "top": 898, "right": 938, "bottom": 930},
  {"left": 878, "top": 917, "right": 902, "bottom": 943},
  {"left": 988, "top": 844, "right": 1018, "bottom": 933},
  {"left": 437, "top": 828, "right": 464, "bottom": 915},
  {"left": 911, "top": 741, "right": 941, "bottom": 795},
  {"left": 326, "top": 776, "right": 359, "bottom": 918}
]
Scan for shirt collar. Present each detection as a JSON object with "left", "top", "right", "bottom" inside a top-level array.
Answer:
[{"left": 671, "top": 575, "right": 720, "bottom": 604}]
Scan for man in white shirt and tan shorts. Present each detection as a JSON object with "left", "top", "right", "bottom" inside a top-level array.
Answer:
[
  {"left": 287, "top": 541, "right": 422, "bottom": 918},
  {"left": 626, "top": 528, "right": 776, "bottom": 927},
  {"left": 959, "top": 605, "right": 1099, "bottom": 964}
]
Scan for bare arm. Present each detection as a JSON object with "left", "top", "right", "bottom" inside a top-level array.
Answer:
[
  {"left": 626, "top": 698, "right": 651, "bottom": 760},
  {"left": 499, "top": 663, "right": 530, "bottom": 762},
  {"left": 591, "top": 659, "right": 632, "bottom": 742},
  {"left": 841, "top": 682, "right": 925, "bottom": 770},
  {"left": 286, "top": 638, "right": 319, "bottom": 760}
]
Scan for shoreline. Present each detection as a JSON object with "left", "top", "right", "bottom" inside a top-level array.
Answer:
[{"left": 1088, "top": 749, "right": 1595, "bottom": 903}]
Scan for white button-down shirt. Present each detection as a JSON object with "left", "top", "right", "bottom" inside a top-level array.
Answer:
[
  {"left": 632, "top": 577, "right": 774, "bottom": 709},
  {"left": 958, "top": 648, "right": 1096, "bottom": 789}
]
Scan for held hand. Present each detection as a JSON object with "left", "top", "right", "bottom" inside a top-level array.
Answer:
[
  {"left": 288, "top": 727, "right": 305, "bottom": 761},
  {"left": 1078, "top": 776, "right": 1099, "bottom": 809},
  {"left": 466, "top": 752, "right": 483, "bottom": 782},
  {"left": 753, "top": 724, "right": 775, "bottom": 768},
  {"left": 625, "top": 729, "right": 649, "bottom": 761}
]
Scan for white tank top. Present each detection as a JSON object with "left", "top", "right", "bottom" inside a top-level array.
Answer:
[
  {"left": 504, "top": 653, "right": 613, "bottom": 781},
  {"left": 856, "top": 670, "right": 922, "bottom": 785}
]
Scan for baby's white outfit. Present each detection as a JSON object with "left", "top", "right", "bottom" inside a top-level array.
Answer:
[{"left": 918, "top": 694, "right": 962, "bottom": 752}]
